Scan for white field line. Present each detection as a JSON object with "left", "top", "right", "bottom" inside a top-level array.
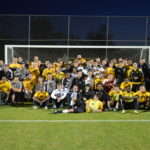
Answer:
[{"left": 0, "top": 120, "right": 150, "bottom": 123}]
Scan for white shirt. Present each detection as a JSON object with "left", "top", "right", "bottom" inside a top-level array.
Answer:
[{"left": 51, "top": 88, "right": 67, "bottom": 99}]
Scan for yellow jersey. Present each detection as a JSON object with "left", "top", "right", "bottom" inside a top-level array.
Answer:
[
  {"left": 9, "top": 63, "right": 22, "bottom": 70},
  {"left": 52, "top": 72, "right": 65, "bottom": 81},
  {"left": 42, "top": 68, "right": 55, "bottom": 79},
  {"left": 28, "top": 67, "right": 40, "bottom": 78},
  {"left": 134, "top": 91, "right": 150, "bottom": 102},
  {"left": 74, "top": 58, "right": 86, "bottom": 64},
  {"left": 120, "top": 82, "right": 132, "bottom": 90},
  {"left": 86, "top": 99, "right": 103, "bottom": 112},
  {"left": 23, "top": 77, "right": 36, "bottom": 91},
  {"left": 34, "top": 91, "right": 49, "bottom": 101},
  {"left": 122, "top": 91, "right": 135, "bottom": 102},
  {"left": 0, "top": 80, "right": 12, "bottom": 93},
  {"left": 109, "top": 90, "right": 123, "bottom": 101}
]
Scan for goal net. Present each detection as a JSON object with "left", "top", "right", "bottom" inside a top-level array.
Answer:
[{"left": 5, "top": 45, "right": 150, "bottom": 64}]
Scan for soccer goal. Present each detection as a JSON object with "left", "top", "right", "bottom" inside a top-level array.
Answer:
[{"left": 4, "top": 45, "right": 150, "bottom": 64}]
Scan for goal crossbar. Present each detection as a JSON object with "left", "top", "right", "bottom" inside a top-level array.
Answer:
[{"left": 4, "top": 45, "right": 150, "bottom": 64}]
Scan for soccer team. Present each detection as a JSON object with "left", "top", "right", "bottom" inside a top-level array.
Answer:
[{"left": 0, "top": 55, "right": 150, "bottom": 114}]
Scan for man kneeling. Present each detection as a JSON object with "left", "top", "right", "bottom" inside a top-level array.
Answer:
[{"left": 33, "top": 88, "right": 50, "bottom": 110}]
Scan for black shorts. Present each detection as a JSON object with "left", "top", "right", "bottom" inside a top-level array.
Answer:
[{"left": 124, "top": 101, "right": 135, "bottom": 109}]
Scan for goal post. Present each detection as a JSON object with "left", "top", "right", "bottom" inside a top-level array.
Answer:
[{"left": 4, "top": 45, "right": 150, "bottom": 64}]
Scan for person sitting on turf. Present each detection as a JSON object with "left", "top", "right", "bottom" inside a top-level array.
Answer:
[
  {"left": 121, "top": 86, "right": 138, "bottom": 114},
  {"left": 85, "top": 94, "right": 103, "bottom": 113},
  {"left": 134, "top": 85, "right": 150, "bottom": 111},
  {"left": 51, "top": 83, "right": 67, "bottom": 109},
  {"left": 0, "top": 76, "right": 12, "bottom": 105},
  {"left": 53, "top": 85, "right": 85, "bottom": 114},
  {"left": 33, "top": 87, "right": 50, "bottom": 109},
  {"left": 10, "top": 76, "right": 22, "bottom": 104},
  {"left": 108, "top": 86, "right": 123, "bottom": 111}
]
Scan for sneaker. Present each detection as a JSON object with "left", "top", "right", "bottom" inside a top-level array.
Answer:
[
  {"left": 33, "top": 106, "right": 37, "bottom": 110},
  {"left": 121, "top": 110, "right": 125, "bottom": 114},
  {"left": 114, "top": 108, "right": 118, "bottom": 112},
  {"left": 44, "top": 106, "right": 48, "bottom": 110},
  {"left": 134, "top": 110, "right": 139, "bottom": 114}
]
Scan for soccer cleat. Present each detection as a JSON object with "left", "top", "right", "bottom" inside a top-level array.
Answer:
[
  {"left": 114, "top": 108, "right": 118, "bottom": 112},
  {"left": 134, "top": 110, "right": 139, "bottom": 114},
  {"left": 33, "top": 106, "right": 37, "bottom": 110},
  {"left": 121, "top": 110, "right": 125, "bottom": 114},
  {"left": 44, "top": 106, "right": 48, "bottom": 110}
]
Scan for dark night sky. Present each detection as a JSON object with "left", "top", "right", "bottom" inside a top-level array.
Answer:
[
  {"left": 0, "top": 0, "right": 150, "bottom": 61},
  {"left": 0, "top": 0, "right": 150, "bottom": 16}
]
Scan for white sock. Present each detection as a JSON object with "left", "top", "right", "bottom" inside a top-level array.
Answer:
[{"left": 62, "top": 109, "right": 68, "bottom": 113}]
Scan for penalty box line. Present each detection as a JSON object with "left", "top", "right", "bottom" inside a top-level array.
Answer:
[{"left": 0, "top": 120, "right": 150, "bottom": 123}]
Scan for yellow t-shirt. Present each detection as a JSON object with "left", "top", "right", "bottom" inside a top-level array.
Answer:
[
  {"left": 28, "top": 67, "right": 40, "bottom": 78},
  {"left": 0, "top": 80, "right": 12, "bottom": 93},
  {"left": 74, "top": 58, "right": 86, "bottom": 64},
  {"left": 134, "top": 91, "right": 150, "bottom": 102},
  {"left": 9, "top": 63, "right": 22, "bottom": 70},
  {"left": 23, "top": 77, "right": 36, "bottom": 91},
  {"left": 52, "top": 72, "right": 65, "bottom": 81},
  {"left": 42, "top": 68, "right": 55, "bottom": 79},
  {"left": 34, "top": 91, "right": 49, "bottom": 101},
  {"left": 86, "top": 99, "right": 103, "bottom": 112},
  {"left": 109, "top": 90, "right": 123, "bottom": 101},
  {"left": 120, "top": 82, "right": 133, "bottom": 90},
  {"left": 122, "top": 91, "right": 135, "bottom": 102}
]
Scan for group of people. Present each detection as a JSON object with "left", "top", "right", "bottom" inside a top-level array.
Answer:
[{"left": 0, "top": 54, "right": 150, "bottom": 114}]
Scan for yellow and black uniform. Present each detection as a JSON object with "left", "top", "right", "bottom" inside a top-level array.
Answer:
[
  {"left": 134, "top": 91, "right": 150, "bottom": 103},
  {"left": 85, "top": 99, "right": 103, "bottom": 112},
  {"left": 121, "top": 91, "right": 137, "bottom": 110},
  {"left": 109, "top": 90, "right": 123, "bottom": 101},
  {"left": 126, "top": 65, "right": 134, "bottom": 79},
  {"left": 23, "top": 76, "right": 36, "bottom": 91},
  {"left": 130, "top": 68, "right": 144, "bottom": 92},
  {"left": 42, "top": 68, "right": 55, "bottom": 79},
  {"left": 120, "top": 82, "right": 133, "bottom": 90},
  {"left": 0, "top": 80, "right": 12, "bottom": 93},
  {"left": 106, "top": 67, "right": 115, "bottom": 78},
  {"left": 122, "top": 91, "right": 135, "bottom": 102},
  {"left": 34, "top": 91, "right": 49, "bottom": 101}
]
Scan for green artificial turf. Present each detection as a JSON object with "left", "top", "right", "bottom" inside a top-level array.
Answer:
[{"left": 0, "top": 105, "right": 150, "bottom": 150}]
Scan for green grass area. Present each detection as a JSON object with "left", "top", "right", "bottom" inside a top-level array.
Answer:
[{"left": 0, "top": 105, "right": 150, "bottom": 150}]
